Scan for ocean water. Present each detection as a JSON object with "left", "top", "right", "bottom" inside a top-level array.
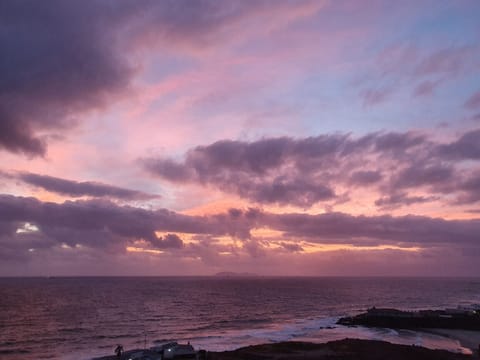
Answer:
[{"left": 1, "top": 277, "right": 479, "bottom": 359}]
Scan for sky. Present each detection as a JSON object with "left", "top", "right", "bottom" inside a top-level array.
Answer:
[{"left": 1, "top": 0, "right": 480, "bottom": 276}]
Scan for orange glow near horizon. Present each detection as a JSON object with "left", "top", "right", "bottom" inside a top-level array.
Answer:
[
  {"left": 126, "top": 246, "right": 164, "bottom": 255},
  {"left": 300, "top": 243, "right": 422, "bottom": 253}
]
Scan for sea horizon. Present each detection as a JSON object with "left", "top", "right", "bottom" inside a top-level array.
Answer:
[{"left": 1, "top": 276, "right": 479, "bottom": 359}]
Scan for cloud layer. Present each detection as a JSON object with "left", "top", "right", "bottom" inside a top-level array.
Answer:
[
  {"left": 1, "top": 194, "right": 479, "bottom": 275},
  {"left": 143, "top": 128, "right": 480, "bottom": 209}
]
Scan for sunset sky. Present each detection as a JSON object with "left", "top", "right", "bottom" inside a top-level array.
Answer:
[{"left": 1, "top": 0, "right": 480, "bottom": 276}]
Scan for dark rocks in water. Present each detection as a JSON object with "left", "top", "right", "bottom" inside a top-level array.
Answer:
[
  {"left": 337, "top": 307, "right": 480, "bottom": 330},
  {"left": 206, "top": 339, "right": 470, "bottom": 360}
]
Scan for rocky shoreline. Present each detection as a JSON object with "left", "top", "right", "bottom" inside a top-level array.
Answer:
[{"left": 337, "top": 307, "right": 480, "bottom": 330}]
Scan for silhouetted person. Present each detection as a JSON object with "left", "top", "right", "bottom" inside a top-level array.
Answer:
[{"left": 115, "top": 344, "right": 124, "bottom": 358}]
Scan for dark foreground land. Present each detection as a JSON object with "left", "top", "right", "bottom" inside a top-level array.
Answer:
[
  {"left": 207, "top": 339, "right": 471, "bottom": 360},
  {"left": 95, "top": 339, "right": 473, "bottom": 360}
]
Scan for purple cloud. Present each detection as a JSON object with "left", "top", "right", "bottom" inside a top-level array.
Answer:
[
  {"left": 372, "top": 131, "right": 427, "bottom": 153},
  {"left": 2, "top": 195, "right": 480, "bottom": 266},
  {"left": 144, "top": 128, "right": 480, "bottom": 209},
  {"left": 0, "top": 195, "right": 255, "bottom": 259},
  {"left": 455, "top": 171, "right": 480, "bottom": 204},
  {"left": 144, "top": 136, "right": 346, "bottom": 207},
  {"left": 151, "top": 233, "right": 184, "bottom": 249},
  {"left": 375, "top": 193, "right": 435, "bottom": 209},
  {"left": 349, "top": 170, "right": 382, "bottom": 185},
  {"left": 0, "top": 0, "right": 135, "bottom": 156},
  {"left": 279, "top": 242, "right": 303, "bottom": 252},
  {"left": 437, "top": 128, "right": 480, "bottom": 160},
  {"left": 391, "top": 163, "right": 454, "bottom": 189},
  {"left": 14, "top": 172, "right": 159, "bottom": 200},
  {"left": 265, "top": 211, "right": 480, "bottom": 246},
  {"left": 145, "top": 132, "right": 430, "bottom": 207},
  {"left": 1, "top": 0, "right": 312, "bottom": 156}
]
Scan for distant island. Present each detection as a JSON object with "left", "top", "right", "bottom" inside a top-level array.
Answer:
[{"left": 214, "top": 271, "right": 258, "bottom": 277}]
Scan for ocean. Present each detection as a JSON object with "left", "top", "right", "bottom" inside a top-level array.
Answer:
[{"left": 1, "top": 277, "right": 479, "bottom": 359}]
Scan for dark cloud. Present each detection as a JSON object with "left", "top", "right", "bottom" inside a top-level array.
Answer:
[
  {"left": 455, "top": 171, "right": 480, "bottom": 204},
  {"left": 372, "top": 131, "right": 427, "bottom": 153},
  {"left": 266, "top": 211, "right": 480, "bottom": 246},
  {"left": 0, "top": 194, "right": 255, "bottom": 257},
  {"left": 375, "top": 193, "right": 435, "bottom": 209},
  {"left": 0, "top": 0, "right": 135, "bottom": 156},
  {"left": 237, "top": 177, "right": 335, "bottom": 207},
  {"left": 15, "top": 172, "right": 159, "bottom": 200},
  {"left": 143, "top": 132, "right": 431, "bottom": 207},
  {"left": 349, "top": 170, "right": 382, "bottom": 185},
  {"left": 391, "top": 163, "right": 454, "bottom": 189},
  {"left": 143, "top": 136, "right": 345, "bottom": 207},
  {"left": 1, "top": 0, "right": 307, "bottom": 156},
  {"left": 437, "top": 129, "right": 480, "bottom": 160},
  {"left": 143, "top": 129, "right": 480, "bottom": 208},
  {"left": 1, "top": 195, "right": 480, "bottom": 263},
  {"left": 150, "top": 233, "right": 184, "bottom": 249},
  {"left": 279, "top": 242, "right": 303, "bottom": 252}
]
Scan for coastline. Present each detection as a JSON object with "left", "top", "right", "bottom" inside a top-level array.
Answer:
[
  {"left": 89, "top": 319, "right": 480, "bottom": 359},
  {"left": 93, "top": 338, "right": 474, "bottom": 360}
]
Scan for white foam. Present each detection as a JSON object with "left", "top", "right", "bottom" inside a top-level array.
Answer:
[{"left": 185, "top": 317, "right": 472, "bottom": 355}]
